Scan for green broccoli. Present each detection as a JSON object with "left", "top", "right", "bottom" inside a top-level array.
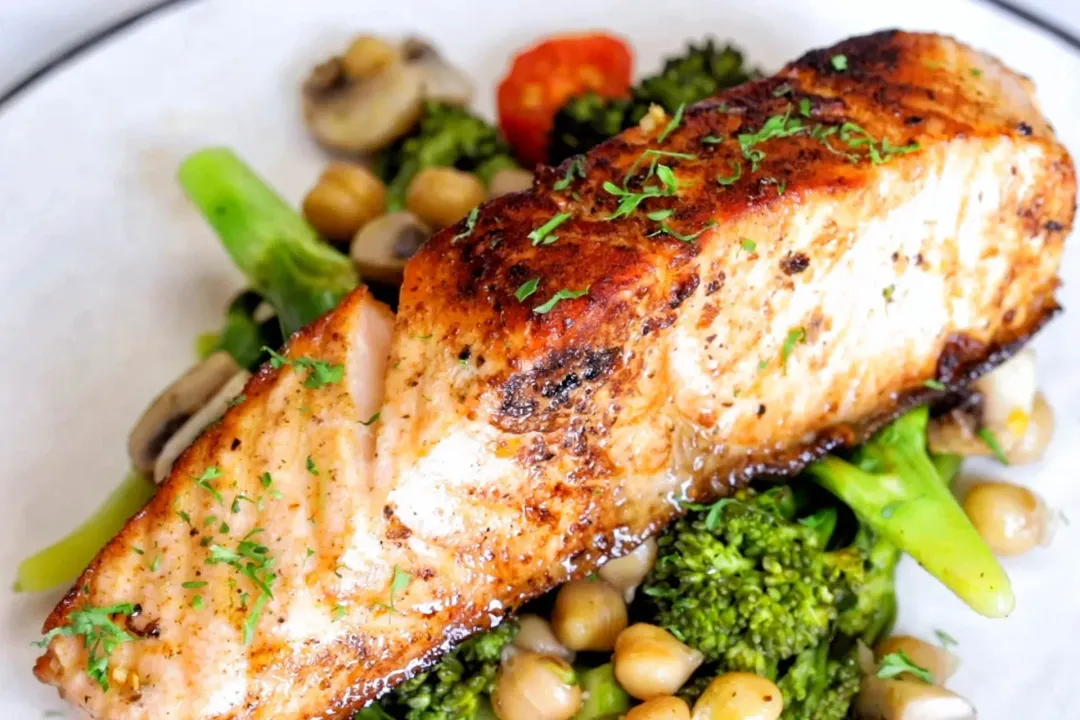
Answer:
[
  {"left": 776, "top": 641, "right": 861, "bottom": 720},
  {"left": 361, "top": 620, "right": 518, "bottom": 720},
  {"left": 179, "top": 148, "right": 360, "bottom": 337},
  {"left": 197, "top": 290, "right": 285, "bottom": 370},
  {"left": 548, "top": 40, "right": 758, "bottom": 163},
  {"left": 807, "top": 407, "right": 1013, "bottom": 618},
  {"left": 375, "top": 102, "right": 519, "bottom": 212}
]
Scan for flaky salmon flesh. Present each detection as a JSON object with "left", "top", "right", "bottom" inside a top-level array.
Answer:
[{"left": 35, "top": 30, "right": 1075, "bottom": 720}]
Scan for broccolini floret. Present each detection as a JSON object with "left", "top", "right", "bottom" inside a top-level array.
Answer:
[
  {"left": 359, "top": 620, "right": 518, "bottom": 720},
  {"left": 376, "top": 102, "right": 519, "bottom": 212},
  {"left": 776, "top": 641, "right": 862, "bottom": 720},
  {"left": 548, "top": 40, "right": 758, "bottom": 163}
]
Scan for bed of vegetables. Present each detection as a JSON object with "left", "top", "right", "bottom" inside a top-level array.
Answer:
[{"left": 19, "top": 30, "right": 1059, "bottom": 720}]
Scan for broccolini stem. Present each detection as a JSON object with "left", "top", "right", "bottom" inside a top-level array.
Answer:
[
  {"left": 179, "top": 148, "right": 359, "bottom": 337},
  {"left": 15, "top": 471, "right": 156, "bottom": 592},
  {"left": 806, "top": 407, "right": 1013, "bottom": 618}
]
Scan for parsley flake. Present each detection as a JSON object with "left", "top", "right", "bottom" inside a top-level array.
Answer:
[
  {"left": 332, "top": 604, "right": 347, "bottom": 621},
  {"left": 515, "top": 277, "right": 541, "bottom": 302},
  {"left": 452, "top": 207, "right": 479, "bottom": 244},
  {"left": 264, "top": 347, "right": 344, "bottom": 389},
  {"left": 702, "top": 135, "right": 724, "bottom": 144},
  {"left": 33, "top": 603, "right": 136, "bottom": 691},
  {"left": 648, "top": 220, "right": 717, "bottom": 244},
  {"left": 876, "top": 650, "right": 934, "bottom": 683},
  {"left": 923, "top": 379, "right": 947, "bottom": 391},
  {"left": 260, "top": 472, "right": 273, "bottom": 489},
  {"left": 528, "top": 211, "right": 572, "bottom": 246},
  {"left": 646, "top": 209, "right": 675, "bottom": 221},
  {"left": 716, "top": 161, "right": 743, "bottom": 186},
  {"left": 935, "top": 629, "right": 959, "bottom": 649},
  {"left": 194, "top": 466, "right": 224, "bottom": 504},
  {"left": 781, "top": 327, "right": 807, "bottom": 370},
  {"left": 554, "top": 157, "right": 587, "bottom": 191},
  {"left": 192, "top": 595, "right": 205, "bottom": 610},
  {"left": 226, "top": 393, "right": 246, "bottom": 407},
  {"left": 798, "top": 98, "right": 812, "bottom": 117},
  {"left": 831, "top": 54, "right": 848, "bottom": 71},
  {"left": 306, "top": 456, "right": 320, "bottom": 475},
  {"left": 360, "top": 411, "right": 381, "bottom": 426},
  {"left": 977, "top": 427, "right": 1010, "bottom": 465},
  {"left": 738, "top": 110, "right": 807, "bottom": 171},
  {"left": 182, "top": 581, "right": 207, "bottom": 589},
  {"left": 657, "top": 103, "right": 686, "bottom": 143},
  {"left": 534, "top": 287, "right": 590, "bottom": 315},
  {"left": 740, "top": 238, "right": 757, "bottom": 253}
]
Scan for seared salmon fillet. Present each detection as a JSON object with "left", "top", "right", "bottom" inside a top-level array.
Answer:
[{"left": 36, "top": 30, "right": 1075, "bottom": 720}]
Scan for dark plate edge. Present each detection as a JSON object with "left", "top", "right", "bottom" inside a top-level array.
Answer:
[{"left": 1, "top": 0, "right": 1079, "bottom": 109}]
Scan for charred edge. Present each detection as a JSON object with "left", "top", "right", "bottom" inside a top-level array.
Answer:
[
  {"left": 791, "top": 29, "right": 902, "bottom": 77},
  {"left": 780, "top": 252, "right": 810, "bottom": 275},
  {"left": 495, "top": 347, "right": 618, "bottom": 432}
]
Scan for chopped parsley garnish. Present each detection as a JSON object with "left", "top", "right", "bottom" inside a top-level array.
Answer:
[
  {"left": 207, "top": 529, "right": 277, "bottom": 645},
  {"left": 716, "top": 161, "right": 743, "bottom": 186},
  {"left": 359, "top": 411, "right": 381, "bottom": 426},
  {"left": 226, "top": 393, "right": 246, "bottom": 407},
  {"left": 534, "top": 286, "right": 590, "bottom": 315},
  {"left": 192, "top": 595, "right": 205, "bottom": 610},
  {"left": 648, "top": 220, "right": 717, "bottom": 244},
  {"left": 780, "top": 327, "right": 807, "bottom": 370},
  {"left": 623, "top": 149, "right": 695, "bottom": 187},
  {"left": 935, "top": 629, "right": 959, "bottom": 649},
  {"left": 702, "top": 135, "right": 724, "bottom": 144},
  {"left": 452, "top": 207, "right": 479, "bottom": 244},
  {"left": 306, "top": 455, "right": 320, "bottom": 475},
  {"left": 177, "top": 510, "right": 193, "bottom": 527},
  {"left": 772, "top": 83, "right": 793, "bottom": 97},
  {"left": 132, "top": 547, "right": 144, "bottom": 556},
  {"left": 34, "top": 603, "right": 136, "bottom": 691},
  {"left": 515, "top": 277, "right": 541, "bottom": 302},
  {"left": 528, "top": 211, "right": 572, "bottom": 246},
  {"left": 830, "top": 54, "right": 848, "bottom": 71},
  {"left": 970, "top": 67, "right": 983, "bottom": 77},
  {"left": 194, "top": 466, "right": 224, "bottom": 504},
  {"left": 332, "top": 604, "right": 347, "bottom": 621},
  {"left": 977, "top": 427, "right": 1010, "bottom": 465},
  {"left": 798, "top": 98, "right": 812, "bottom": 117},
  {"left": 740, "top": 238, "right": 757, "bottom": 253},
  {"left": 150, "top": 554, "right": 162, "bottom": 572},
  {"left": 876, "top": 650, "right": 934, "bottom": 683},
  {"left": 182, "top": 581, "right": 207, "bottom": 589},
  {"left": 738, "top": 110, "right": 807, "bottom": 170},
  {"left": 553, "top": 157, "right": 587, "bottom": 191},
  {"left": 923, "top": 379, "right": 947, "bottom": 391},
  {"left": 264, "top": 347, "right": 344, "bottom": 389},
  {"left": 260, "top": 472, "right": 273, "bottom": 489},
  {"left": 374, "top": 566, "right": 413, "bottom": 613},
  {"left": 657, "top": 102, "right": 686, "bottom": 143},
  {"left": 837, "top": 122, "right": 920, "bottom": 164},
  {"left": 883, "top": 284, "right": 896, "bottom": 302},
  {"left": 647, "top": 209, "right": 675, "bottom": 221}
]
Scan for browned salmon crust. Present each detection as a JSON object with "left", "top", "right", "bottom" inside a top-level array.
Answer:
[{"left": 36, "top": 30, "right": 1075, "bottom": 720}]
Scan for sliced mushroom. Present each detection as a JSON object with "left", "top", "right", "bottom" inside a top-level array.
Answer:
[
  {"left": 128, "top": 352, "right": 240, "bottom": 473},
  {"left": 489, "top": 167, "right": 535, "bottom": 198},
  {"left": 153, "top": 370, "right": 251, "bottom": 484},
  {"left": 350, "top": 211, "right": 431, "bottom": 284},
  {"left": 402, "top": 37, "right": 473, "bottom": 105},
  {"left": 303, "top": 57, "right": 424, "bottom": 154},
  {"left": 855, "top": 676, "right": 975, "bottom": 720}
]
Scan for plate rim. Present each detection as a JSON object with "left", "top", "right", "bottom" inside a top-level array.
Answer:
[{"left": 1, "top": 0, "right": 1079, "bottom": 110}]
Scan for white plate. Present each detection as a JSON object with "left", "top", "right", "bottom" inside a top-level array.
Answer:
[{"left": 1, "top": 0, "right": 1078, "bottom": 717}]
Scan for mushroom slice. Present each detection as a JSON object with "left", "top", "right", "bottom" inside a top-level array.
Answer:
[
  {"left": 403, "top": 37, "right": 473, "bottom": 105},
  {"left": 128, "top": 351, "right": 240, "bottom": 473},
  {"left": 303, "top": 58, "right": 424, "bottom": 154},
  {"left": 350, "top": 211, "right": 431, "bottom": 285},
  {"left": 855, "top": 677, "right": 976, "bottom": 720},
  {"left": 154, "top": 370, "right": 251, "bottom": 484}
]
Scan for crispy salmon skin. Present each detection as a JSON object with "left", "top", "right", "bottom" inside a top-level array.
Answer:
[{"left": 36, "top": 31, "right": 1074, "bottom": 720}]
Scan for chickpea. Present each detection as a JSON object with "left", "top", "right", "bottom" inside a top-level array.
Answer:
[
  {"left": 551, "top": 579, "right": 628, "bottom": 652},
  {"left": 488, "top": 167, "right": 534, "bottom": 198},
  {"left": 512, "top": 614, "right": 573, "bottom": 662},
  {"left": 963, "top": 481, "right": 1051, "bottom": 556},
  {"left": 1006, "top": 392, "right": 1054, "bottom": 465},
  {"left": 691, "top": 673, "right": 783, "bottom": 720},
  {"left": 406, "top": 167, "right": 486, "bottom": 229},
  {"left": 492, "top": 651, "right": 582, "bottom": 720},
  {"left": 626, "top": 696, "right": 692, "bottom": 720},
  {"left": 599, "top": 538, "right": 658, "bottom": 602},
  {"left": 303, "top": 162, "right": 387, "bottom": 240},
  {"left": 341, "top": 35, "right": 400, "bottom": 80},
  {"left": 613, "top": 623, "right": 704, "bottom": 700},
  {"left": 875, "top": 636, "right": 958, "bottom": 685}
]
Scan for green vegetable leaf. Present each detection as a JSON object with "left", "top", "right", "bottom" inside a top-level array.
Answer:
[
  {"left": 528, "top": 211, "right": 572, "bottom": 246},
  {"left": 648, "top": 220, "right": 717, "bottom": 244},
  {"left": 716, "top": 161, "right": 743, "bottom": 186},
  {"left": 740, "top": 238, "right": 757, "bottom": 252},
  {"left": 194, "top": 466, "right": 224, "bottom": 504},
  {"left": 554, "top": 157, "right": 587, "bottom": 191},
  {"left": 781, "top": 327, "right": 807, "bottom": 369},
  {"left": 923, "top": 379, "right": 946, "bottom": 391},
  {"left": 831, "top": 54, "right": 848, "bottom": 71},
  {"left": 515, "top": 278, "right": 541, "bottom": 302},
  {"left": 182, "top": 581, "right": 207, "bottom": 589},
  {"left": 264, "top": 347, "right": 344, "bottom": 389},
  {"left": 360, "top": 411, "right": 381, "bottom": 427},
  {"left": 534, "top": 287, "right": 590, "bottom": 315},
  {"left": 306, "top": 456, "right": 319, "bottom": 476},
  {"left": 876, "top": 650, "right": 934, "bottom": 683},
  {"left": 978, "top": 427, "right": 1010, "bottom": 465},
  {"left": 34, "top": 603, "right": 137, "bottom": 691},
  {"left": 657, "top": 102, "right": 686, "bottom": 143},
  {"left": 452, "top": 207, "right": 480, "bottom": 244}
]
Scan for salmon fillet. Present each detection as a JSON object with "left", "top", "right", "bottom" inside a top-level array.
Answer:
[{"left": 35, "top": 30, "right": 1075, "bottom": 720}]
